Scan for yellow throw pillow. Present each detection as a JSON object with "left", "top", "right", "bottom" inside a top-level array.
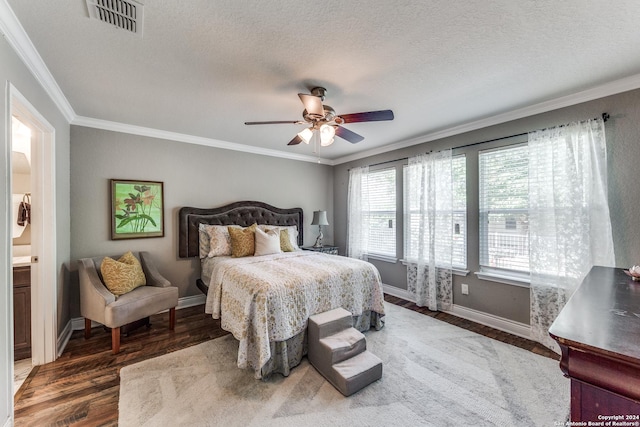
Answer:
[
  {"left": 280, "top": 229, "right": 296, "bottom": 252},
  {"left": 101, "top": 251, "right": 146, "bottom": 296},
  {"left": 119, "top": 251, "right": 146, "bottom": 283},
  {"left": 228, "top": 224, "right": 257, "bottom": 257}
]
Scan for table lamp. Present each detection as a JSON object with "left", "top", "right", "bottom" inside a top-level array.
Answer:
[{"left": 311, "top": 210, "right": 329, "bottom": 248}]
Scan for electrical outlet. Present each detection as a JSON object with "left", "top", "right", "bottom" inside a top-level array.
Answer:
[{"left": 461, "top": 283, "right": 469, "bottom": 295}]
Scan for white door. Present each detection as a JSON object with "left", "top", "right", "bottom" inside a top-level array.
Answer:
[{"left": 10, "top": 86, "right": 57, "bottom": 368}]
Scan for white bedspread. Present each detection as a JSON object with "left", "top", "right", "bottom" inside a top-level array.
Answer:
[{"left": 203, "top": 251, "right": 385, "bottom": 377}]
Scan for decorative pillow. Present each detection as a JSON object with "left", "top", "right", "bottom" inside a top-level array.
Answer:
[
  {"left": 206, "top": 225, "right": 236, "bottom": 257},
  {"left": 100, "top": 251, "right": 146, "bottom": 296},
  {"left": 198, "top": 224, "right": 213, "bottom": 259},
  {"left": 200, "top": 224, "right": 240, "bottom": 258},
  {"left": 280, "top": 225, "right": 300, "bottom": 250},
  {"left": 258, "top": 224, "right": 300, "bottom": 251},
  {"left": 280, "top": 229, "right": 296, "bottom": 252},
  {"left": 228, "top": 224, "right": 257, "bottom": 257},
  {"left": 254, "top": 227, "right": 282, "bottom": 256}
]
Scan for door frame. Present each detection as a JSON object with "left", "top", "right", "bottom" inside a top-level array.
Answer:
[{"left": 9, "top": 84, "right": 57, "bottom": 366}]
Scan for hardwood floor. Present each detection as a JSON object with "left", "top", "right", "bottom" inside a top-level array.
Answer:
[
  {"left": 13, "top": 359, "right": 32, "bottom": 397},
  {"left": 13, "top": 306, "right": 225, "bottom": 427},
  {"left": 13, "top": 296, "right": 558, "bottom": 426}
]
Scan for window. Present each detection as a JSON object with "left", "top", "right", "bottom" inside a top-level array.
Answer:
[
  {"left": 451, "top": 156, "right": 467, "bottom": 267},
  {"left": 479, "top": 144, "right": 529, "bottom": 273},
  {"left": 404, "top": 155, "right": 467, "bottom": 268},
  {"left": 365, "top": 167, "right": 396, "bottom": 257}
]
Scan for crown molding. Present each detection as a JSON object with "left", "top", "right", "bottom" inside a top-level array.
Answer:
[
  {"left": 333, "top": 73, "right": 640, "bottom": 165},
  {"left": 5, "top": 0, "right": 640, "bottom": 167},
  {"left": 0, "top": 0, "right": 76, "bottom": 122},
  {"left": 72, "top": 115, "right": 334, "bottom": 165},
  {"left": 0, "top": 1, "right": 333, "bottom": 164}
]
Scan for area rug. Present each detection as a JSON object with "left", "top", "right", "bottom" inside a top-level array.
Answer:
[{"left": 119, "top": 303, "right": 569, "bottom": 426}]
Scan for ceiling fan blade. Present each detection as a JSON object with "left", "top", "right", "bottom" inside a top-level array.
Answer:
[
  {"left": 335, "top": 126, "right": 365, "bottom": 144},
  {"left": 287, "top": 135, "right": 303, "bottom": 146},
  {"left": 245, "top": 120, "right": 302, "bottom": 125},
  {"left": 338, "top": 110, "right": 394, "bottom": 124},
  {"left": 298, "top": 94, "right": 324, "bottom": 118}
]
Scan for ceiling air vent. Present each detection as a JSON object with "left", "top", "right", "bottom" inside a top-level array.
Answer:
[{"left": 86, "top": 0, "right": 144, "bottom": 37}]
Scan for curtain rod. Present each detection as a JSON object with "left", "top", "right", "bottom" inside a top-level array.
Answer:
[{"left": 363, "top": 112, "right": 609, "bottom": 169}]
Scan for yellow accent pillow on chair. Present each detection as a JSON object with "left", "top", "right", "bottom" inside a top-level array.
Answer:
[{"left": 100, "top": 251, "right": 146, "bottom": 296}]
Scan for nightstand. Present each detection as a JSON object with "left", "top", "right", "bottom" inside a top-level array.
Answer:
[{"left": 302, "top": 246, "right": 339, "bottom": 255}]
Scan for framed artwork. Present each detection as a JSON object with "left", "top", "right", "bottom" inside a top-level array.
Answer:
[{"left": 110, "top": 179, "right": 164, "bottom": 240}]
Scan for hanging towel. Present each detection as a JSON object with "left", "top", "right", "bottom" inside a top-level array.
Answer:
[
  {"left": 17, "top": 193, "right": 31, "bottom": 226},
  {"left": 12, "top": 194, "right": 26, "bottom": 237}
]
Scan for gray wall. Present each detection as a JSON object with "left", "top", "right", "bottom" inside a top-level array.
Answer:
[
  {"left": 69, "top": 126, "right": 334, "bottom": 317},
  {"left": 333, "top": 88, "right": 640, "bottom": 324},
  {"left": 1, "top": 35, "right": 71, "bottom": 423}
]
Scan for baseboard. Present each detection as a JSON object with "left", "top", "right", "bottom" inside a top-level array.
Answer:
[
  {"left": 176, "top": 294, "right": 206, "bottom": 309},
  {"left": 448, "top": 304, "right": 531, "bottom": 340},
  {"left": 57, "top": 319, "right": 73, "bottom": 358},
  {"left": 382, "top": 284, "right": 415, "bottom": 302},
  {"left": 70, "top": 317, "right": 99, "bottom": 331},
  {"left": 382, "top": 284, "right": 531, "bottom": 340}
]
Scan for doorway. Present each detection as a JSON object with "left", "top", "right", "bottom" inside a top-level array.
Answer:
[
  {"left": 9, "top": 84, "right": 57, "bottom": 379},
  {"left": 11, "top": 116, "right": 32, "bottom": 392}
]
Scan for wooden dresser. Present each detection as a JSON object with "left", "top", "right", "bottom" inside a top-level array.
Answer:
[
  {"left": 549, "top": 266, "right": 640, "bottom": 423},
  {"left": 13, "top": 265, "right": 31, "bottom": 360}
]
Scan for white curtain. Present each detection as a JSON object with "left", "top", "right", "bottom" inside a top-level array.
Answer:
[
  {"left": 528, "top": 118, "right": 615, "bottom": 351},
  {"left": 405, "top": 150, "right": 453, "bottom": 311},
  {"left": 347, "top": 166, "right": 370, "bottom": 260}
]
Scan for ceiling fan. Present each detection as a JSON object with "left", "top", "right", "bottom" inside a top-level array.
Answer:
[{"left": 244, "top": 87, "right": 394, "bottom": 147}]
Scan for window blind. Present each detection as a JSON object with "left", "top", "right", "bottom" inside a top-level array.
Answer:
[
  {"left": 479, "top": 144, "right": 529, "bottom": 273},
  {"left": 404, "top": 155, "right": 466, "bottom": 268},
  {"left": 365, "top": 168, "right": 396, "bottom": 257},
  {"left": 451, "top": 156, "right": 467, "bottom": 268}
]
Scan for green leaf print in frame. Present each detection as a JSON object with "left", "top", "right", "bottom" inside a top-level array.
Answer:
[{"left": 110, "top": 179, "right": 164, "bottom": 240}]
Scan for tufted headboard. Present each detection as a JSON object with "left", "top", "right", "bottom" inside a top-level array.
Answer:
[{"left": 178, "top": 201, "right": 304, "bottom": 258}]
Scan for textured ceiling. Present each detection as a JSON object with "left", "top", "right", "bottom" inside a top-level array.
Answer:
[{"left": 7, "top": 0, "right": 640, "bottom": 162}]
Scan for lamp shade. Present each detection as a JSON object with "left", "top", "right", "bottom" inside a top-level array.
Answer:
[
  {"left": 319, "top": 124, "right": 336, "bottom": 146},
  {"left": 298, "top": 128, "right": 313, "bottom": 144},
  {"left": 311, "top": 210, "right": 329, "bottom": 226}
]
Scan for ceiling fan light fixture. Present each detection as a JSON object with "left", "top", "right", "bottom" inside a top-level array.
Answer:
[
  {"left": 244, "top": 88, "right": 393, "bottom": 148},
  {"left": 320, "top": 124, "right": 336, "bottom": 146},
  {"left": 298, "top": 128, "right": 313, "bottom": 144}
]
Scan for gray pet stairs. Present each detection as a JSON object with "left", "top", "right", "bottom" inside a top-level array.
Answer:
[{"left": 308, "top": 307, "right": 382, "bottom": 396}]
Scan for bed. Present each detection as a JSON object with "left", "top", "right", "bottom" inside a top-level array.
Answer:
[{"left": 178, "top": 201, "right": 385, "bottom": 379}]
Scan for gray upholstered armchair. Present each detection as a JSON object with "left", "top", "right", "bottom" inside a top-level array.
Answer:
[{"left": 78, "top": 251, "right": 179, "bottom": 354}]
